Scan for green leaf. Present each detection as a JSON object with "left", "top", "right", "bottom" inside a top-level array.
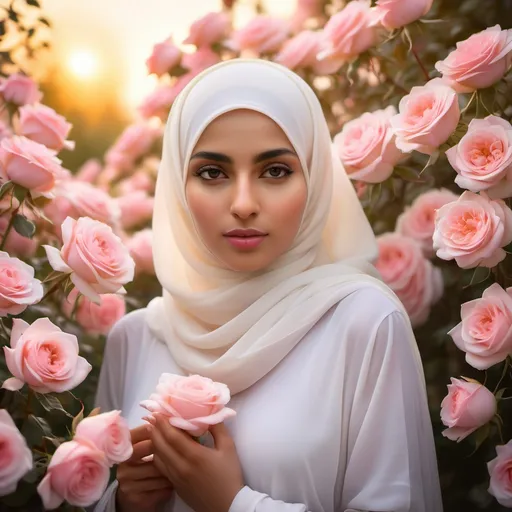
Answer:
[
  {"left": 72, "top": 403, "right": 84, "bottom": 434},
  {"left": 7, "top": 7, "right": 18, "bottom": 22},
  {"left": 38, "top": 16, "right": 50, "bottom": 27},
  {"left": 13, "top": 214, "right": 36, "bottom": 239},
  {"left": 39, "top": 393, "right": 73, "bottom": 418},
  {"left": 0, "top": 20, "right": 5, "bottom": 37},
  {"left": 394, "top": 166, "right": 420, "bottom": 182},
  {"left": 26, "top": 0, "right": 40, "bottom": 6},
  {"left": 0, "top": 181, "right": 13, "bottom": 200},
  {"left": 470, "top": 422, "right": 491, "bottom": 455}
]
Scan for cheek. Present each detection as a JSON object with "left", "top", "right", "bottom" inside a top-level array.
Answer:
[
  {"left": 185, "top": 184, "right": 221, "bottom": 237},
  {"left": 269, "top": 183, "right": 308, "bottom": 234}
]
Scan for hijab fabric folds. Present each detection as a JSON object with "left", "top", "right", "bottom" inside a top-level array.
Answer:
[{"left": 146, "top": 59, "right": 421, "bottom": 394}]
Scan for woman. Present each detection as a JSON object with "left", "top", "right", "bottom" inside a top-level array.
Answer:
[{"left": 94, "top": 59, "right": 442, "bottom": 512}]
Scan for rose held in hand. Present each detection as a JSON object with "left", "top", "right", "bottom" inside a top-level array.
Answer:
[
  {"left": 44, "top": 216, "right": 135, "bottom": 304},
  {"left": 75, "top": 410, "right": 133, "bottom": 465},
  {"left": 0, "top": 410, "right": 32, "bottom": 496},
  {"left": 37, "top": 439, "right": 110, "bottom": 509},
  {"left": 450, "top": 283, "right": 512, "bottom": 370},
  {"left": 2, "top": 317, "right": 91, "bottom": 393},
  {"left": 440, "top": 377, "right": 496, "bottom": 442},
  {"left": 433, "top": 191, "right": 512, "bottom": 269},
  {"left": 140, "top": 373, "right": 236, "bottom": 437}
]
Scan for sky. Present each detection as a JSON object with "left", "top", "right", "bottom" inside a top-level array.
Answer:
[{"left": 40, "top": 0, "right": 297, "bottom": 112}]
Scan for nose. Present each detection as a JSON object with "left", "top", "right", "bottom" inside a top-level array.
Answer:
[{"left": 230, "top": 176, "right": 260, "bottom": 219}]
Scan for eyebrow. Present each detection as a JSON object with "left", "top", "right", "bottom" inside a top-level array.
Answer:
[{"left": 190, "top": 148, "right": 298, "bottom": 164}]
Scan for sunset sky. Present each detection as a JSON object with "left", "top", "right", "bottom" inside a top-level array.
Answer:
[{"left": 41, "top": 0, "right": 296, "bottom": 113}]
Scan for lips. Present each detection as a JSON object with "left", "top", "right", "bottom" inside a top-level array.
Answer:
[{"left": 223, "top": 229, "right": 268, "bottom": 250}]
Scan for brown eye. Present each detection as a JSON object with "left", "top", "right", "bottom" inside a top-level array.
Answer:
[
  {"left": 262, "top": 165, "right": 293, "bottom": 179},
  {"left": 195, "top": 166, "right": 227, "bottom": 180}
]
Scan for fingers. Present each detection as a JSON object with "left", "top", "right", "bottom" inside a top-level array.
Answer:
[
  {"left": 119, "top": 461, "right": 164, "bottom": 481},
  {"left": 127, "top": 477, "right": 173, "bottom": 494},
  {"left": 129, "top": 439, "right": 154, "bottom": 462},
  {"left": 130, "top": 424, "right": 151, "bottom": 444},
  {"left": 153, "top": 414, "right": 196, "bottom": 458},
  {"left": 209, "top": 423, "right": 234, "bottom": 451}
]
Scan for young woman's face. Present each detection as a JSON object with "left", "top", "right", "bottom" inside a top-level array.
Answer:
[{"left": 185, "top": 109, "right": 308, "bottom": 272}]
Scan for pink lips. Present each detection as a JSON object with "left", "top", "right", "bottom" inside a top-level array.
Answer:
[{"left": 223, "top": 229, "right": 268, "bottom": 250}]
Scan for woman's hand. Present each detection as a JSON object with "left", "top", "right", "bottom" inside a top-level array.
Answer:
[
  {"left": 149, "top": 414, "right": 244, "bottom": 512},
  {"left": 116, "top": 425, "right": 175, "bottom": 512}
]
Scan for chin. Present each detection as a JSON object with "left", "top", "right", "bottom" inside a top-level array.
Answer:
[{"left": 220, "top": 253, "right": 274, "bottom": 273}]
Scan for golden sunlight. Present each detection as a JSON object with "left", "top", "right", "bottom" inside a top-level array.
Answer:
[{"left": 67, "top": 49, "right": 99, "bottom": 79}]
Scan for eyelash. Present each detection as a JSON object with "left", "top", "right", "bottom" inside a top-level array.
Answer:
[{"left": 193, "top": 164, "right": 294, "bottom": 181}]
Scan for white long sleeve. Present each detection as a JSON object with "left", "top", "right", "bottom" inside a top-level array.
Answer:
[{"left": 91, "top": 288, "right": 441, "bottom": 512}]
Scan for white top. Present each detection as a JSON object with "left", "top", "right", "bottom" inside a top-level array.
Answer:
[{"left": 93, "top": 287, "right": 443, "bottom": 512}]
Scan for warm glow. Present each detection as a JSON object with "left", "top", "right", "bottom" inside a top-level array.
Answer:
[{"left": 67, "top": 50, "right": 99, "bottom": 79}]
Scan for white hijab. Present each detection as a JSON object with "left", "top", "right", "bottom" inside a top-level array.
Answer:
[{"left": 146, "top": 59, "right": 417, "bottom": 394}]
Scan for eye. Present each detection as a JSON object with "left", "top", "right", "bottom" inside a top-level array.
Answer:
[
  {"left": 194, "top": 166, "right": 227, "bottom": 181},
  {"left": 262, "top": 165, "right": 293, "bottom": 179}
]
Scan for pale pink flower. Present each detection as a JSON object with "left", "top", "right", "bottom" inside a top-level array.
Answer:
[
  {"left": 2, "top": 317, "right": 91, "bottom": 393},
  {"left": 275, "top": 30, "right": 343, "bottom": 75},
  {"left": 0, "top": 252, "right": 43, "bottom": 316},
  {"left": 138, "top": 83, "right": 183, "bottom": 121},
  {"left": 43, "top": 216, "right": 135, "bottom": 303},
  {"left": 181, "top": 47, "right": 221, "bottom": 76},
  {"left": 75, "top": 159, "right": 102, "bottom": 183},
  {"left": 74, "top": 411, "right": 133, "bottom": 466},
  {"left": 231, "top": 16, "right": 289, "bottom": 55},
  {"left": 126, "top": 228, "right": 155, "bottom": 275},
  {"left": 318, "top": 1, "right": 379, "bottom": 64},
  {"left": 146, "top": 36, "right": 182, "bottom": 77},
  {"left": 140, "top": 373, "right": 236, "bottom": 437},
  {"left": 0, "top": 74, "right": 42, "bottom": 106},
  {"left": 333, "top": 106, "right": 405, "bottom": 183},
  {"left": 433, "top": 191, "right": 512, "bottom": 269},
  {"left": 376, "top": 233, "right": 443, "bottom": 327},
  {"left": 440, "top": 377, "right": 496, "bottom": 442},
  {"left": 372, "top": 0, "right": 434, "bottom": 30},
  {"left": 0, "top": 136, "right": 65, "bottom": 198},
  {"left": 291, "top": 0, "right": 324, "bottom": 31},
  {"left": 116, "top": 191, "right": 153, "bottom": 229},
  {"left": 435, "top": 25, "right": 512, "bottom": 93},
  {"left": 0, "top": 119, "right": 12, "bottom": 142},
  {"left": 117, "top": 170, "right": 154, "bottom": 196},
  {"left": 488, "top": 440, "right": 512, "bottom": 507},
  {"left": 450, "top": 283, "right": 512, "bottom": 370},
  {"left": 0, "top": 409, "right": 32, "bottom": 496},
  {"left": 63, "top": 288, "right": 126, "bottom": 336},
  {"left": 390, "top": 78, "right": 460, "bottom": 155},
  {"left": 396, "top": 188, "right": 459, "bottom": 256},
  {"left": 183, "top": 12, "right": 230, "bottom": 48},
  {"left": 16, "top": 103, "right": 74, "bottom": 151},
  {"left": 446, "top": 115, "right": 512, "bottom": 197},
  {"left": 105, "top": 123, "right": 161, "bottom": 173},
  {"left": 37, "top": 439, "right": 110, "bottom": 509}
]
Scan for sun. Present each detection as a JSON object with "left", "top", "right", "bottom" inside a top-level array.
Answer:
[{"left": 67, "top": 50, "right": 99, "bottom": 79}]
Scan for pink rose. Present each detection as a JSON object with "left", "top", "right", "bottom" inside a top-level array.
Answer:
[
  {"left": 0, "top": 409, "right": 32, "bottom": 496},
  {"left": 106, "top": 123, "right": 161, "bottom": 172},
  {"left": 138, "top": 82, "right": 183, "bottom": 121},
  {"left": 183, "top": 12, "right": 230, "bottom": 48},
  {"left": 446, "top": 116, "right": 512, "bottom": 196},
  {"left": 16, "top": 103, "right": 74, "bottom": 151},
  {"left": 37, "top": 439, "right": 110, "bottom": 509},
  {"left": 74, "top": 411, "right": 133, "bottom": 465},
  {"left": 116, "top": 191, "right": 153, "bottom": 229},
  {"left": 396, "top": 188, "right": 459, "bottom": 256},
  {"left": 440, "top": 377, "right": 496, "bottom": 442},
  {"left": 318, "top": 1, "right": 379, "bottom": 64},
  {"left": 76, "top": 159, "right": 102, "bottom": 183},
  {"left": 376, "top": 233, "right": 443, "bottom": 327},
  {"left": 0, "top": 252, "right": 43, "bottom": 316},
  {"left": 118, "top": 170, "right": 154, "bottom": 196},
  {"left": 140, "top": 373, "right": 237, "bottom": 437},
  {"left": 59, "top": 181, "right": 120, "bottom": 227},
  {"left": 372, "top": 0, "right": 434, "bottom": 30},
  {"left": 231, "top": 16, "right": 289, "bottom": 55},
  {"left": 2, "top": 317, "right": 91, "bottom": 393},
  {"left": 127, "top": 229, "right": 155, "bottom": 275},
  {"left": 0, "top": 119, "right": 12, "bottom": 142},
  {"left": 0, "top": 136, "right": 65, "bottom": 198},
  {"left": 146, "top": 36, "right": 182, "bottom": 77},
  {"left": 275, "top": 31, "right": 343, "bottom": 75},
  {"left": 449, "top": 283, "right": 512, "bottom": 370},
  {"left": 181, "top": 47, "right": 221, "bottom": 76},
  {"left": 488, "top": 440, "right": 512, "bottom": 507},
  {"left": 390, "top": 78, "right": 460, "bottom": 155},
  {"left": 291, "top": 0, "right": 324, "bottom": 31},
  {"left": 0, "top": 74, "right": 42, "bottom": 106},
  {"left": 435, "top": 25, "right": 512, "bottom": 93},
  {"left": 433, "top": 191, "right": 512, "bottom": 268},
  {"left": 43, "top": 216, "right": 135, "bottom": 303},
  {"left": 63, "top": 289, "right": 126, "bottom": 336},
  {"left": 333, "top": 106, "right": 405, "bottom": 183}
]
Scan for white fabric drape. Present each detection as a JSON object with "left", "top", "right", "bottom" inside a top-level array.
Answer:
[{"left": 146, "top": 58, "right": 422, "bottom": 394}]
